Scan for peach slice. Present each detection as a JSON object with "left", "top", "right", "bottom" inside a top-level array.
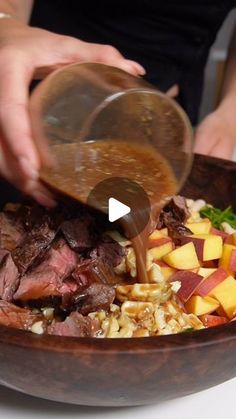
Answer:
[
  {"left": 210, "top": 275, "right": 236, "bottom": 319},
  {"left": 180, "top": 234, "right": 223, "bottom": 261},
  {"left": 163, "top": 242, "right": 200, "bottom": 270},
  {"left": 170, "top": 271, "right": 203, "bottom": 303},
  {"left": 199, "top": 314, "right": 228, "bottom": 327},
  {"left": 185, "top": 219, "right": 211, "bottom": 235},
  {"left": 219, "top": 243, "right": 236, "bottom": 275},
  {"left": 148, "top": 239, "right": 174, "bottom": 261},
  {"left": 185, "top": 295, "right": 220, "bottom": 316},
  {"left": 194, "top": 268, "right": 228, "bottom": 297},
  {"left": 154, "top": 261, "right": 176, "bottom": 281}
]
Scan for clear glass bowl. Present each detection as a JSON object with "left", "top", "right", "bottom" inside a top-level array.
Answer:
[{"left": 29, "top": 62, "right": 193, "bottom": 197}]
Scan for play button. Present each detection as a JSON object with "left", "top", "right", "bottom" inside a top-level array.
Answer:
[
  {"left": 86, "top": 177, "right": 151, "bottom": 240},
  {"left": 108, "top": 198, "right": 131, "bottom": 222}
]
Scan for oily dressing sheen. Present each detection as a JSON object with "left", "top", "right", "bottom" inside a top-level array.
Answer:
[{"left": 40, "top": 141, "right": 178, "bottom": 283}]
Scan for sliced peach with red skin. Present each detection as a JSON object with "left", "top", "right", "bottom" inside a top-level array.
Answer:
[
  {"left": 199, "top": 314, "right": 228, "bottom": 327},
  {"left": 148, "top": 240, "right": 174, "bottom": 261},
  {"left": 210, "top": 227, "right": 229, "bottom": 240},
  {"left": 202, "top": 260, "right": 218, "bottom": 269},
  {"left": 185, "top": 219, "right": 211, "bottom": 235},
  {"left": 219, "top": 243, "right": 236, "bottom": 275},
  {"left": 210, "top": 275, "right": 236, "bottom": 319},
  {"left": 224, "top": 233, "right": 236, "bottom": 245},
  {"left": 148, "top": 236, "right": 172, "bottom": 249},
  {"left": 163, "top": 242, "right": 200, "bottom": 270},
  {"left": 216, "top": 306, "right": 228, "bottom": 317},
  {"left": 179, "top": 236, "right": 204, "bottom": 261},
  {"left": 180, "top": 234, "right": 223, "bottom": 262},
  {"left": 229, "top": 249, "right": 236, "bottom": 271},
  {"left": 194, "top": 268, "right": 228, "bottom": 297},
  {"left": 170, "top": 271, "right": 203, "bottom": 303},
  {"left": 185, "top": 295, "right": 220, "bottom": 316},
  {"left": 154, "top": 261, "right": 176, "bottom": 281}
]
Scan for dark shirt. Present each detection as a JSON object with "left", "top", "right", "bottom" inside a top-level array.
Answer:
[{"left": 31, "top": 1, "right": 236, "bottom": 124}]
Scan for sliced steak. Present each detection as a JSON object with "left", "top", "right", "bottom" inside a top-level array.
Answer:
[
  {"left": 156, "top": 195, "right": 192, "bottom": 243},
  {"left": 89, "top": 235, "right": 126, "bottom": 268},
  {"left": 11, "top": 201, "right": 68, "bottom": 275},
  {"left": 0, "top": 212, "right": 25, "bottom": 251},
  {"left": 61, "top": 214, "right": 96, "bottom": 252},
  {"left": 165, "top": 222, "right": 192, "bottom": 245},
  {"left": 14, "top": 240, "right": 77, "bottom": 303},
  {"left": 7, "top": 204, "right": 45, "bottom": 232},
  {"left": 164, "top": 196, "right": 190, "bottom": 223},
  {"left": 0, "top": 252, "right": 19, "bottom": 302},
  {"left": 73, "top": 283, "right": 115, "bottom": 315},
  {"left": 47, "top": 312, "right": 95, "bottom": 337},
  {"left": 72, "top": 258, "right": 119, "bottom": 290},
  {"left": 10, "top": 203, "right": 65, "bottom": 233},
  {"left": 0, "top": 249, "right": 8, "bottom": 262},
  {"left": 12, "top": 220, "right": 56, "bottom": 275},
  {"left": 157, "top": 195, "right": 190, "bottom": 228},
  {"left": 0, "top": 300, "right": 43, "bottom": 330}
]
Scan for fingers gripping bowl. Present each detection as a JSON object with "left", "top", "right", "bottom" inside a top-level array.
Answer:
[{"left": 0, "top": 154, "right": 236, "bottom": 406}]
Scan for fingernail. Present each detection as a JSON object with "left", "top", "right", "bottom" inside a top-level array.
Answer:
[
  {"left": 18, "top": 156, "right": 38, "bottom": 180},
  {"left": 128, "top": 60, "right": 146, "bottom": 75},
  {"left": 166, "top": 84, "right": 179, "bottom": 98},
  {"left": 136, "top": 65, "right": 146, "bottom": 75},
  {"left": 32, "top": 191, "right": 57, "bottom": 208}
]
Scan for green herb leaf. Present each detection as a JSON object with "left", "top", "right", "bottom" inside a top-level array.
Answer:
[{"left": 200, "top": 205, "right": 236, "bottom": 230}]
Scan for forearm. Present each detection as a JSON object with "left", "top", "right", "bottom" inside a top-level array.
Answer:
[
  {"left": 216, "top": 25, "right": 236, "bottom": 131},
  {"left": 194, "top": 26, "right": 236, "bottom": 159},
  {"left": 0, "top": 0, "right": 34, "bottom": 22}
]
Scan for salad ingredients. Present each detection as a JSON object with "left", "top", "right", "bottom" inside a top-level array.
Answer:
[
  {"left": 200, "top": 205, "right": 236, "bottom": 231},
  {"left": 0, "top": 196, "right": 236, "bottom": 337}
]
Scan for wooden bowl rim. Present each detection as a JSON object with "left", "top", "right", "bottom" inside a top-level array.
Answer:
[{"left": 0, "top": 320, "right": 236, "bottom": 354}]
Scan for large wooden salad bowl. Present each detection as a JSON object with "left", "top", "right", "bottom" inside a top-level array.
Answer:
[{"left": 0, "top": 153, "right": 236, "bottom": 406}]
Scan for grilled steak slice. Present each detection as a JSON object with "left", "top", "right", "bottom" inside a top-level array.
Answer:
[
  {"left": 14, "top": 240, "right": 77, "bottom": 303},
  {"left": 61, "top": 214, "right": 96, "bottom": 252},
  {"left": 165, "top": 196, "right": 190, "bottom": 223},
  {"left": 10, "top": 203, "right": 65, "bottom": 232},
  {"left": 157, "top": 195, "right": 190, "bottom": 229},
  {"left": 0, "top": 300, "right": 43, "bottom": 330},
  {"left": 0, "top": 212, "right": 25, "bottom": 251},
  {"left": 7, "top": 204, "right": 46, "bottom": 232},
  {"left": 165, "top": 222, "right": 192, "bottom": 245},
  {"left": 89, "top": 235, "right": 126, "bottom": 268},
  {"left": 73, "top": 283, "right": 115, "bottom": 315},
  {"left": 0, "top": 252, "right": 19, "bottom": 302},
  {"left": 47, "top": 312, "right": 95, "bottom": 337},
  {"left": 0, "top": 249, "right": 8, "bottom": 262},
  {"left": 156, "top": 195, "right": 192, "bottom": 243},
  {"left": 72, "top": 257, "right": 119, "bottom": 290},
  {"left": 12, "top": 220, "right": 56, "bottom": 275}
]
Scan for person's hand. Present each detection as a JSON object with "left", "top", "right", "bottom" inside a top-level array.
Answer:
[
  {"left": 194, "top": 110, "right": 235, "bottom": 160},
  {"left": 0, "top": 19, "right": 145, "bottom": 206}
]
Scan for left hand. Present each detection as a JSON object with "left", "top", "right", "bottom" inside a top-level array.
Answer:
[{"left": 194, "top": 110, "right": 235, "bottom": 160}]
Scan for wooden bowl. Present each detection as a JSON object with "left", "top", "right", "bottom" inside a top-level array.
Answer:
[{"left": 0, "top": 154, "right": 236, "bottom": 406}]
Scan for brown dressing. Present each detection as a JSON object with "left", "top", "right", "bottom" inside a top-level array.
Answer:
[{"left": 40, "top": 141, "right": 178, "bottom": 283}]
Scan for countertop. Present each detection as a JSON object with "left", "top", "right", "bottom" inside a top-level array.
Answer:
[{"left": 0, "top": 378, "right": 234, "bottom": 419}]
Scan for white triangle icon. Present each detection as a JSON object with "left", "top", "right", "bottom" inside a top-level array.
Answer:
[{"left": 108, "top": 197, "right": 131, "bottom": 222}]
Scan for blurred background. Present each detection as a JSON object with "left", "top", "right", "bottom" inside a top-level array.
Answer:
[
  {"left": 200, "top": 9, "right": 236, "bottom": 119},
  {"left": 199, "top": 9, "right": 236, "bottom": 160}
]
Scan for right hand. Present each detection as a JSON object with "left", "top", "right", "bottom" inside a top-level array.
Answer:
[{"left": 0, "top": 19, "right": 145, "bottom": 206}]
